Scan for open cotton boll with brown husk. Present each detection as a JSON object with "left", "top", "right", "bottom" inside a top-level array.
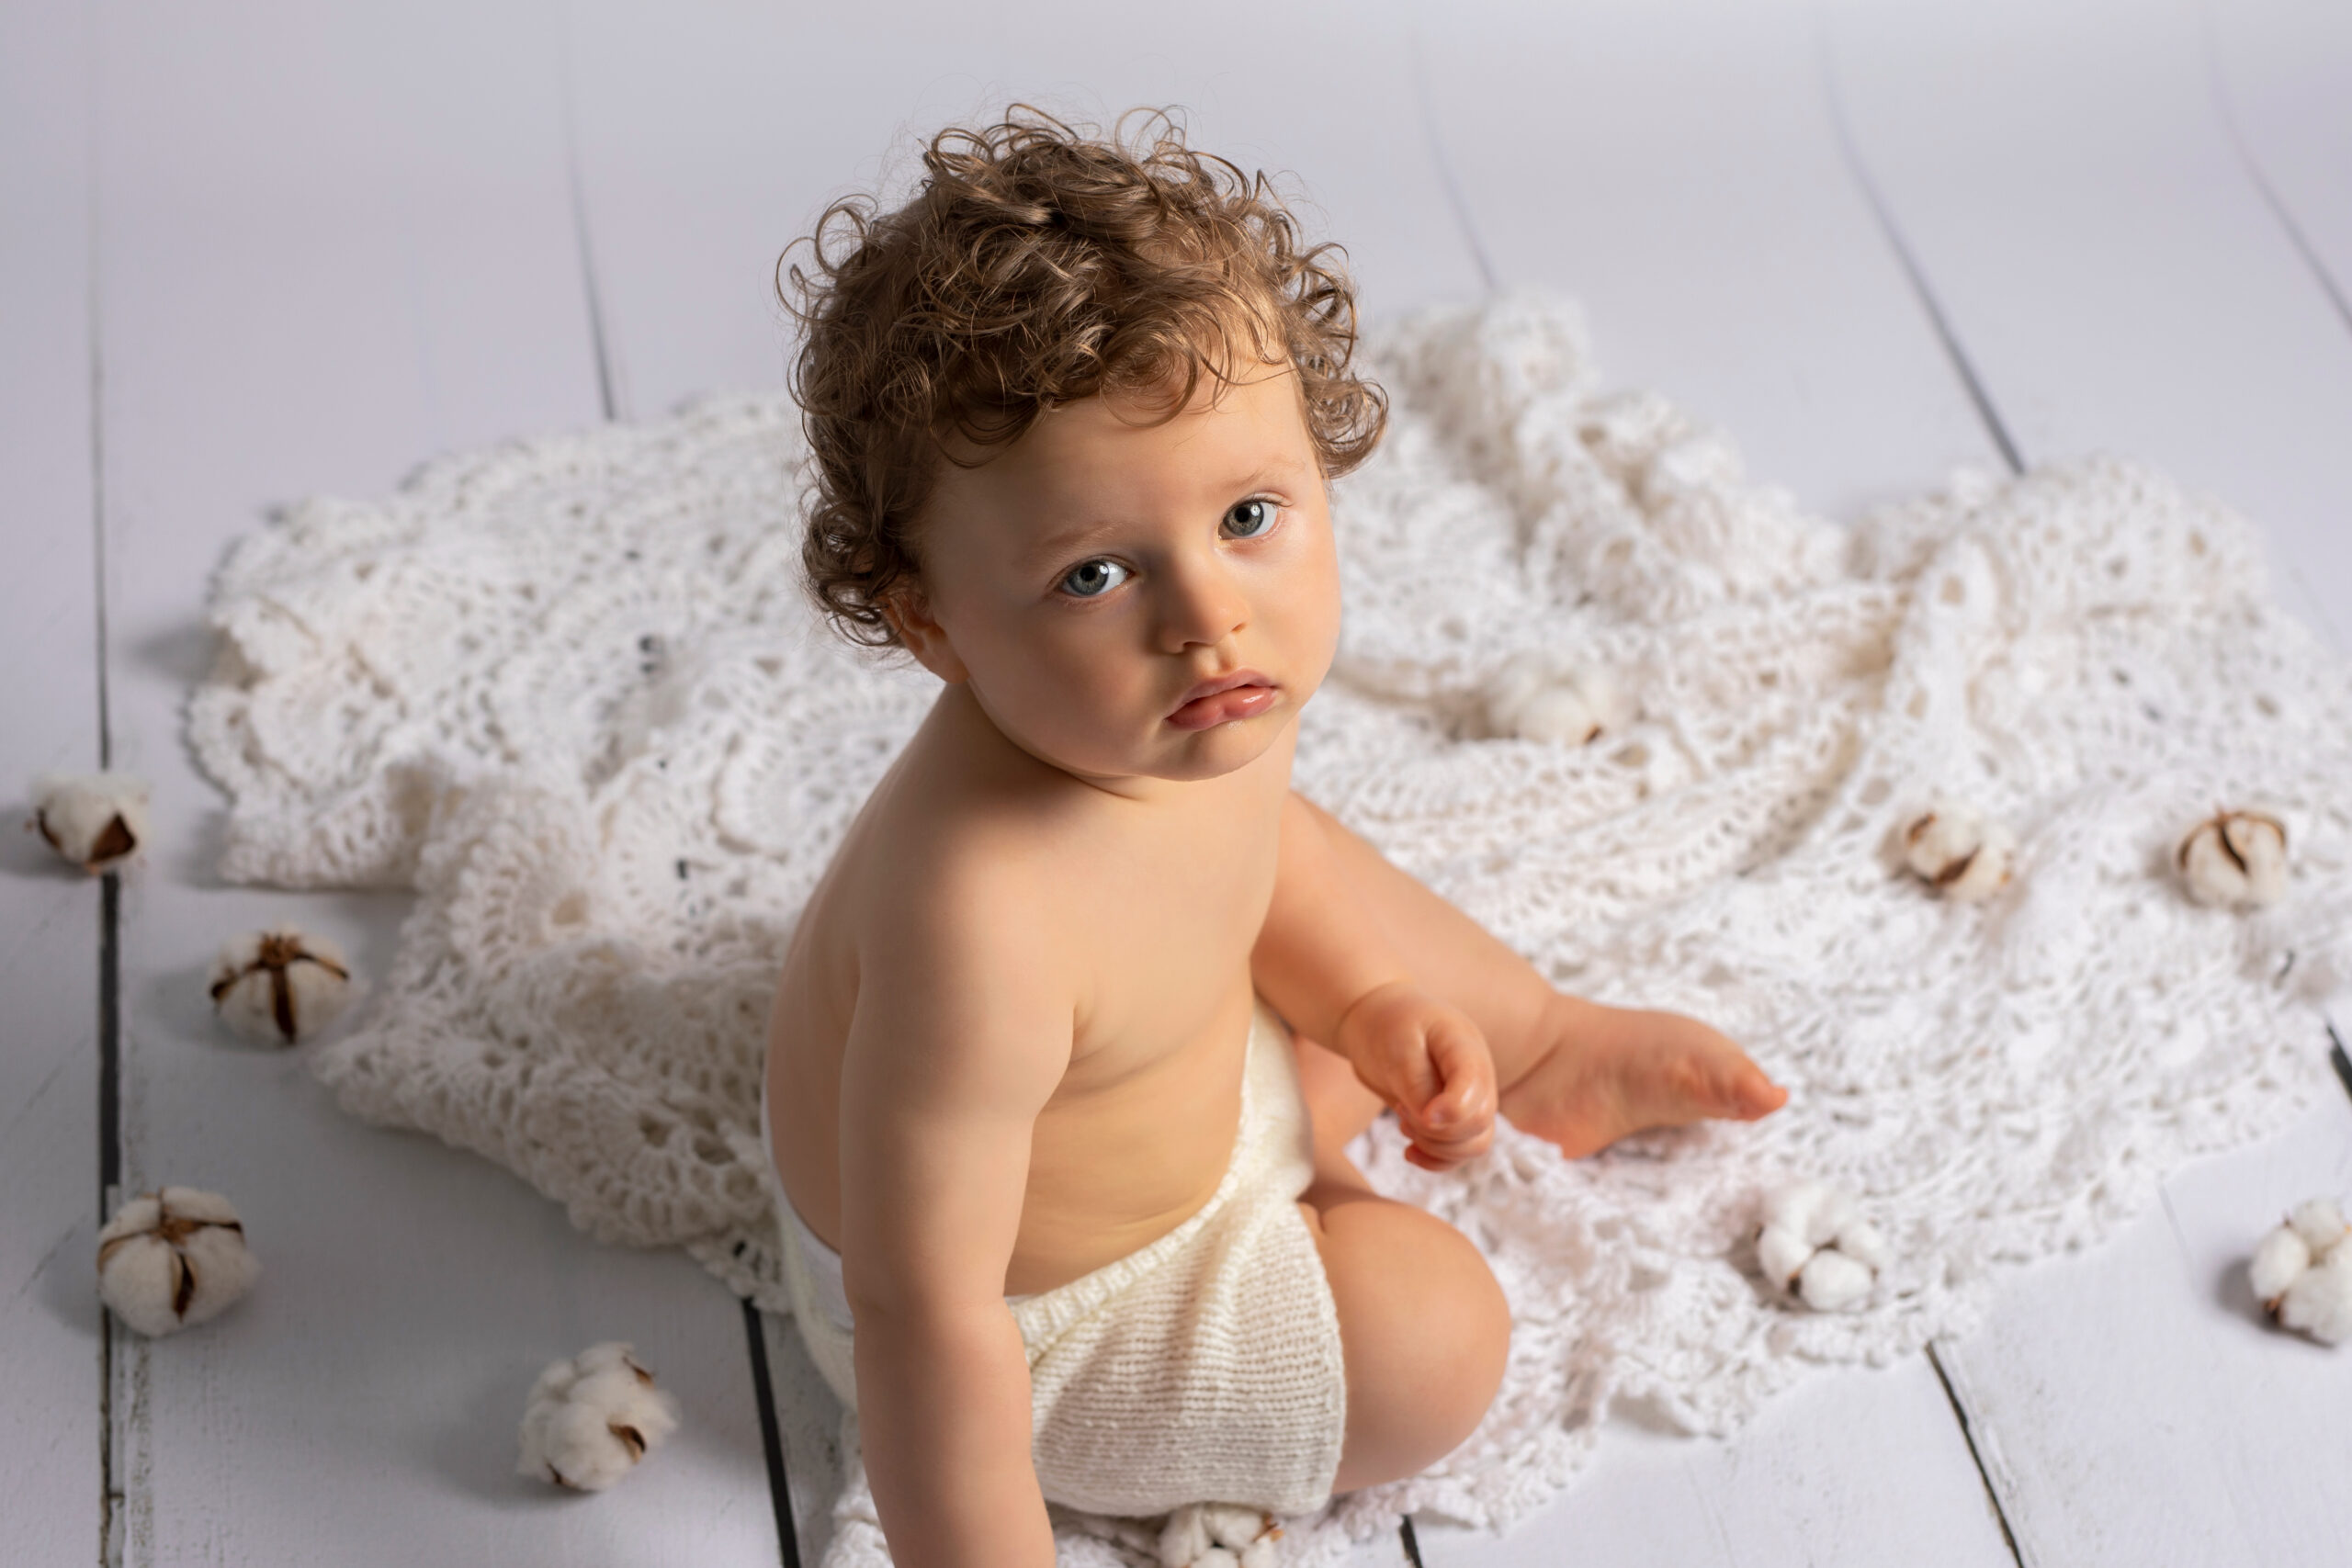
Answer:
[
  {"left": 517, "top": 1342, "right": 681, "bottom": 1491},
  {"left": 30, "top": 772, "right": 150, "bottom": 874},
  {"left": 1899, "top": 800, "right": 2016, "bottom": 902},
  {"left": 96, "top": 1187, "right": 258, "bottom": 1337},
  {"left": 1481, "top": 650, "right": 1633, "bottom": 745},
  {"left": 2178, "top": 808, "right": 2290, "bottom": 908},
  {"left": 1157, "top": 1502, "right": 1282, "bottom": 1568},
  {"left": 1756, "top": 1179, "right": 1892, "bottom": 1313},
  {"left": 209, "top": 926, "right": 356, "bottom": 1045},
  {"left": 2249, "top": 1198, "right": 2352, "bottom": 1345}
]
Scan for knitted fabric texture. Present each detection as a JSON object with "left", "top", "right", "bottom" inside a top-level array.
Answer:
[
  {"left": 190, "top": 292, "right": 2352, "bottom": 1562},
  {"left": 780, "top": 999, "right": 1346, "bottom": 1529}
]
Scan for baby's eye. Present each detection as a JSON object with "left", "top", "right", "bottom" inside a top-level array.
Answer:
[
  {"left": 1059, "top": 557, "right": 1130, "bottom": 598},
  {"left": 1222, "top": 498, "right": 1282, "bottom": 539}
]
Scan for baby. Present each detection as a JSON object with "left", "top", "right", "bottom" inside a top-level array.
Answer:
[{"left": 762, "top": 109, "right": 1787, "bottom": 1563}]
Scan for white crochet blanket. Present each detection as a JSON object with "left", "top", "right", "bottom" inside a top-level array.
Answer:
[{"left": 192, "top": 294, "right": 2352, "bottom": 1563}]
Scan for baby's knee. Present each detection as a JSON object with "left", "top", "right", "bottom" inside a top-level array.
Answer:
[{"left": 1308, "top": 1199, "right": 1510, "bottom": 1490}]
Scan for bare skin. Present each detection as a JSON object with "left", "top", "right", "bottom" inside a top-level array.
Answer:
[{"left": 763, "top": 366, "right": 1786, "bottom": 1565}]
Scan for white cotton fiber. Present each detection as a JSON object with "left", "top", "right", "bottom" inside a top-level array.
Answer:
[
  {"left": 1795, "top": 1249, "right": 1874, "bottom": 1313},
  {"left": 2287, "top": 1198, "right": 2347, "bottom": 1253},
  {"left": 517, "top": 1342, "right": 681, "bottom": 1491},
  {"left": 2248, "top": 1227, "right": 2311, "bottom": 1306},
  {"left": 2278, "top": 1249, "right": 2352, "bottom": 1346}
]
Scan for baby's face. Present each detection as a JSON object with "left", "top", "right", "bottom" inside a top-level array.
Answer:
[{"left": 893, "top": 363, "right": 1340, "bottom": 789}]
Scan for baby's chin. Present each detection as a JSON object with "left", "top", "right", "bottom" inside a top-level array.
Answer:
[{"left": 1023, "top": 706, "right": 1295, "bottom": 789}]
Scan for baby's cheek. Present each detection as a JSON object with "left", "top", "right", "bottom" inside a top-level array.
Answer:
[
  {"left": 1284, "top": 530, "right": 1344, "bottom": 687},
  {"left": 1038, "top": 638, "right": 1154, "bottom": 734}
]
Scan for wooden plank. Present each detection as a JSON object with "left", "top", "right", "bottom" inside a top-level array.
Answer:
[
  {"left": 87, "top": 4, "right": 779, "bottom": 1562},
  {"left": 1417, "top": 1359, "right": 2011, "bottom": 1568},
  {"left": 1418, "top": 0, "right": 1995, "bottom": 522},
  {"left": 1413, "top": 4, "right": 2016, "bottom": 1562},
  {"left": 564, "top": 0, "right": 1477, "bottom": 420},
  {"left": 1826, "top": 2, "right": 2352, "bottom": 1561},
  {"left": 2208, "top": 1, "right": 2352, "bottom": 610},
  {"left": 1826, "top": 0, "right": 2352, "bottom": 652},
  {"left": 2210, "top": 0, "right": 2352, "bottom": 311},
  {"left": 1924, "top": 1100, "right": 2352, "bottom": 1568},
  {"left": 0, "top": 2, "right": 106, "bottom": 1562}
]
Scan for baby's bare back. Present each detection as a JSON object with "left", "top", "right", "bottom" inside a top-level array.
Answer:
[{"left": 765, "top": 688, "right": 1295, "bottom": 1295}]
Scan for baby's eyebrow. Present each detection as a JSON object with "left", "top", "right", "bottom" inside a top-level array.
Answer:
[
  {"left": 1019, "top": 463, "right": 1304, "bottom": 562},
  {"left": 1020, "top": 520, "right": 1117, "bottom": 564}
]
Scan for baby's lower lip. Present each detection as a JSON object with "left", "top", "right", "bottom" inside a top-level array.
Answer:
[{"left": 1168, "top": 683, "right": 1277, "bottom": 730}]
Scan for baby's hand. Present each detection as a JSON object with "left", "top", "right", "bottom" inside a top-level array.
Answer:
[{"left": 1331, "top": 981, "right": 1498, "bottom": 1171}]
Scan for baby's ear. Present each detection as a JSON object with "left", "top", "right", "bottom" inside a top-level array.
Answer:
[{"left": 880, "top": 587, "right": 968, "bottom": 684}]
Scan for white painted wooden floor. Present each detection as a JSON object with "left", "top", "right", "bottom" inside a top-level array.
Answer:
[{"left": 6, "top": 1, "right": 2351, "bottom": 1563}]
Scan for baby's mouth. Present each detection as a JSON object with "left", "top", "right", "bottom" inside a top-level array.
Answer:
[{"left": 1168, "top": 671, "right": 1277, "bottom": 730}]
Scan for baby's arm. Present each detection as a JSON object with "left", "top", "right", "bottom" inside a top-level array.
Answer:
[
  {"left": 1280, "top": 791, "right": 1789, "bottom": 1157},
  {"left": 836, "top": 885, "right": 1069, "bottom": 1568},
  {"left": 1253, "top": 791, "right": 1497, "bottom": 1169}
]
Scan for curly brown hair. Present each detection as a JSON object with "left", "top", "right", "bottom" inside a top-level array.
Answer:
[{"left": 779, "top": 106, "right": 1388, "bottom": 649}]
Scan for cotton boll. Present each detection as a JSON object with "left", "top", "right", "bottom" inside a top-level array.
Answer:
[
  {"left": 2250, "top": 1196, "right": 2352, "bottom": 1341},
  {"left": 1516, "top": 685, "right": 1602, "bottom": 745},
  {"left": 1482, "top": 653, "right": 1630, "bottom": 745},
  {"left": 30, "top": 772, "right": 150, "bottom": 874},
  {"left": 1202, "top": 1504, "right": 1275, "bottom": 1555},
  {"left": 1901, "top": 801, "right": 2016, "bottom": 901},
  {"left": 2277, "top": 1249, "right": 2352, "bottom": 1346},
  {"left": 517, "top": 1342, "right": 681, "bottom": 1491},
  {"left": 1157, "top": 1503, "right": 1280, "bottom": 1567},
  {"left": 2177, "top": 809, "right": 2289, "bottom": 908},
  {"left": 96, "top": 1187, "right": 257, "bottom": 1337},
  {"left": 1757, "top": 1179, "right": 1886, "bottom": 1311},
  {"left": 2249, "top": 1226, "right": 2312, "bottom": 1308},
  {"left": 209, "top": 926, "right": 356, "bottom": 1045},
  {"left": 1796, "top": 1248, "right": 1874, "bottom": 1313}
]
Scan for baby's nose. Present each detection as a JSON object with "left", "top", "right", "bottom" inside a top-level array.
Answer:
[{"left": 1157, "top": 557, "right": 1249, "bottom": 651}]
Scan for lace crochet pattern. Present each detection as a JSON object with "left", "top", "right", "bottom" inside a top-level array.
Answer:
[{"left": 191, "top": 294, "right": 2352, "bottom": 1563}]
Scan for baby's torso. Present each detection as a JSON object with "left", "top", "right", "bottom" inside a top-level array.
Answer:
[{"left": 763, "top": 723, "right": 1291, "bottom": 1297}]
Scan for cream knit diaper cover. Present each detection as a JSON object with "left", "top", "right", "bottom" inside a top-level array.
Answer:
[{"left": 764, "top": 998, "right": 1349, "bottom": 1517}]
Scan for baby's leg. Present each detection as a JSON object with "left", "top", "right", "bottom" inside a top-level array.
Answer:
[
  {"left": 1295, "top": 793, "right": 1785, "bottom": 1156},
  {"left": 1292, "top": 1035, "right": 1509, "bottom": 1492}
]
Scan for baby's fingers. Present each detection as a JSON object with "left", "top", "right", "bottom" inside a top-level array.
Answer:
[
  {"left": 1413, "top": 1019, "right": 1498, "bottom": 1138},
  {"left": 1403, "top": 1120, "right": 1495, "bottom": 1171}
]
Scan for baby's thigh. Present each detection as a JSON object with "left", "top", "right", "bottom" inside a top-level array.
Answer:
[{"left": 1296, "top": 1186, "right": 1510, "bottom": 1493}]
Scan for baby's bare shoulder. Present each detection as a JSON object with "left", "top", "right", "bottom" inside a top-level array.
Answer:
[
  {"left": 833, "top": 783, "right": 1085, "bottom": 1192},
  {"left": 830, "top": 777, "right": 1095, "bottom": 1018}
]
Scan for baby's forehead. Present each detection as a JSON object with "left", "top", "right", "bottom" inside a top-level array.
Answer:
[{"left": 948, "top": 367, "right": 1315, "bottom": 511}]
